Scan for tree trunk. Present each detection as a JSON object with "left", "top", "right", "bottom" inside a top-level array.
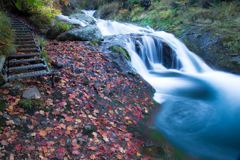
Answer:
[{"left": 0, "top": 0, "right": 4, "bottom": 9}]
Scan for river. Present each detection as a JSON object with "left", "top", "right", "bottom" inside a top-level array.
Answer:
[{"left": 58, "top": 10, "right": 240, "bottom": 160}]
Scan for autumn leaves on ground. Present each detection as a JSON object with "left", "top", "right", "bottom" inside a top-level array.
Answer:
[{"left": 0, "top": 40, "right": 164, "bottom": 159}]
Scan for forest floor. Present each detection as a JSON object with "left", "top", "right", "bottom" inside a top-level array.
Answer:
[{"left": 0, "top": 39, "right": 182, "bottom": 160}]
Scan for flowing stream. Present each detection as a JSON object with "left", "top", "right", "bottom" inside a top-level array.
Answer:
[{"left": 71, "top": 10, "right": 240, "bottom": 160}]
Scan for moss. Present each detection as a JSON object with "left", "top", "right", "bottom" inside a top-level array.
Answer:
[{"left": 109, "top": 46, "right": 131, "bottom": 61}]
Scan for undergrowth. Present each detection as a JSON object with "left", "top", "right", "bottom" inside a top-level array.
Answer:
[{"left": 0, "top": 12, "right": 15, "bottom": 56}]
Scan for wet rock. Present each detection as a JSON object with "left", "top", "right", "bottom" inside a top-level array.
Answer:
[
  {"left": 57, "top": 25, "right": 103, "bottom": 41},
  {"left": 0, "top": 74, "right": 7, "bottom": 86},
  {"left": 22, "top": 86, "right": 41, "bottom": 99},
  {"left": 69, "top": 13, "right": 96, "bottom": 25},
  {"left": 9, "top": 85, "right": 21, "bottom": 96}
]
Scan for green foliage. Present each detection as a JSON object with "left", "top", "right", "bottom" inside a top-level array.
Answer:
[
  {"left": 56, "top": 21, "right": 73, "bottom": 31},
  {"left": 89, "top": 39, "right": 100, "bottom": 46},
  {"left": 19, "top": 99, "right": 44, "bottom": 110},
  {"left": 109, "top": 46, "right": 131, "bottom": 61},
  {"left": 0, "top": 12, "right": 15, "bottom": 56}
]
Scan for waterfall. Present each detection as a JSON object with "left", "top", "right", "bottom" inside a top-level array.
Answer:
[{"left": 81, "top": 10, "right": 240, "bottom": 160}]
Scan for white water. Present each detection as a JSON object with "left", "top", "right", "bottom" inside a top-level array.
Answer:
[{"left": 81, "top": 11, "right": 240, "bottom": 160}]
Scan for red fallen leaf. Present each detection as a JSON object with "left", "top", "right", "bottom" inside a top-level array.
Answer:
[
  {"left": 29, "top": 145, "right": 35, "bottom": 150},
  {"left": 57, "top": 147, "right": 65, "bottom": 153},
  {"left": 49, "top": 155, "right": 55, "bottom": 159},
  {"left": 16, "top": 144, "right": 23, "bottom": 151},
  {"left": 72, "top": 149, "right": 80, "bottom": 155},
  {"left": 58, "top": 153, "right": 64, "bottom": 158},
  {"left": 65, "top": 116, "right": 73, "bottom": 122}
]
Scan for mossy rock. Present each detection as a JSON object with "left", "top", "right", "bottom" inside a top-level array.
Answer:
[{"left": 109, "top": 46, "right": 131, "bottom": 61}]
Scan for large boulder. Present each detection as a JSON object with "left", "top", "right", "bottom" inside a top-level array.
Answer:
[
  {"left": 69, "top": 13, "right": 96, "bottom": 25},
  {"left": 46, "top": 25, "right": 67, "bottom": 40},
  {"left": 57, "top": 25, "right": 103, "bottom": 41}
]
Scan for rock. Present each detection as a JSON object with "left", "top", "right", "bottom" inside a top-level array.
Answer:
[
  {"left": 46, "top": 25, "right": 67, "bottom": 40},
  {"left": 67, "top": 138, "right": 70, "bottom": 144},
  {"left": 83, "top": 125, "right": 97, "bottom": 136},
  {"left": 104, "top": 88, "right": 110, "bottom": 95},
  {"left": 57, "top": 25, "right": 103, "bottom": 41},
  {"left": 0, "top": 74, "right": 7, "bottom": 86},
  {"left": 51, "top": 62, "right": 64, "bottom": 68},
  {"left": 13, "top": 118, "right": 21, "bottom": 125},
  {"left": 22, "top": 86, "right": 41, "bottom": 99},
  {"left": 140, "top": 0, "right": 151, "bottom": 9},
  {"left": 41, "top": 121, "right": 48, "bottom": 126},
  {"left": 77, "top": 138, "right": 86, "bottom": 143},
  {"left": 0, "top": 83, "right": 11, "bottom": 89},
  {"left": 3, "top": 113, "right": 10, "bottom": 119},
  {"left": 69, "top": 13, "right": 96, "bottom": 25},
  {"left": 9, "top": 84, "right": 21, "bottom": 96}
]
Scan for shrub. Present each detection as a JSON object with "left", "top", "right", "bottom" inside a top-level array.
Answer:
[
  {"left": 98, "top": 2, "right": 119, "bottom": 19},
  {"left": 0, "top": 12, "right": 15, "bottom": 56}
]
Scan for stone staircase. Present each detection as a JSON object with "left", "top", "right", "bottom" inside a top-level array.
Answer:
[{"left": 5, "top": 15, "right": 54, "bottom": 87}]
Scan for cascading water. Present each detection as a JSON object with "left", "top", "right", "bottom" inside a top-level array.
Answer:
[{"left": 81, "top": 11, "right": 240, "bottom": 160}]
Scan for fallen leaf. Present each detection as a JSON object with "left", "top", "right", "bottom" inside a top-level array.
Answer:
[
  {"left": 65, "top": 116, "right": 73, "bottom": 122},
  {"left": 39, "top": 110, "right": 45, "bottom": 116},
  {"left": 1, "top": 140, "right": 9, "bottom": 146},
  {"left": 16, "top": 144, "right": 23, "bottom": 151},
  {"left": 39, "top": 129, "right": 48, "bottom": 138},
  {"left": 34, "top": 93, "right": 41, "bottom": 99}
]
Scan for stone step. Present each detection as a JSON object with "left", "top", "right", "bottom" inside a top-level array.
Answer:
[
  {"left": 8, "top": 63, "right": 46, "bottom": 71},
  {"left": 14, "top": 30, "right": 32, "bottom": 32},
  {"left": 12, "top": 27, "right": 30, "bottom": 29},
  {"left": 17, "top": 48, "right": 40, "bottom": 52},
  {"left": 8, "top": 58, "right": 44, "bottom": 64},
  {"left": 16, "top": 44, "right": 38, "bottom": 48},
  {"left": 8, "top": 53, "right": 40, "bottom": 59},
  {"left": 13, "top": 41, "right": 36, "bottom": 44},
  {"left": 8, "top": 70, "right": 49, "bottom": 80},
  {"left": 15, "top": 38, "right": 35, "bottom": 41}
]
